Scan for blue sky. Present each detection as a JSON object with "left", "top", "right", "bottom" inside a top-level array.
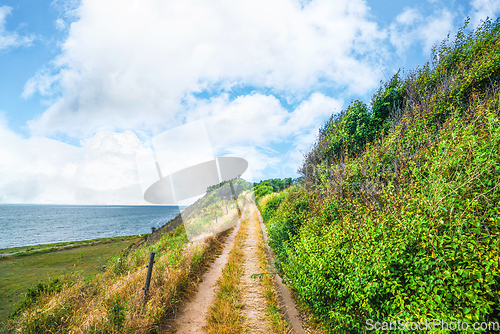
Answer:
[{"left": 0, "top": 0, "right": 499, "bottom": 204}]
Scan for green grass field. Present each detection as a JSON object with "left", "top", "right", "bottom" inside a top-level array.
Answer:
[{"left": 0, "top": 236, "right": 142, "bottom": 321}]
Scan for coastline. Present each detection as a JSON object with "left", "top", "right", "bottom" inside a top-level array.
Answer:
[
  {"left": 0, "top": 211, "right": 184, "bottom": 321},
  {"left": 0, "top": 234, "right": 145, "bottom": 259},
  {"left": 0, "top": 204, "right": 182, "bottom": 249}
]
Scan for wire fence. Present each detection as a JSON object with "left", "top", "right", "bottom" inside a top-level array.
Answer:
[
  {"left": 58, "top": 252, "right": 155, "bottom": 333},
  {"left": 31, "top": 196, "right": 249, "bottom": 332}
]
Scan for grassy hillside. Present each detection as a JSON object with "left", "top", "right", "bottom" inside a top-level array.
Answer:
[
  {"left": 183, "top": 179, "right": 252, "bottom": 239},
  {"left": 0, "top": 236, "right": 141, "bottom": 321},
  {"left": 258, "top": 18, "right": 500, "bottom": 332},
  {"left": 1, "top": 182, "right": 251, "bottom": 333}
]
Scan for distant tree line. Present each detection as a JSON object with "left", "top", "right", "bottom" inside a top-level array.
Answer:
[{"left": 253, "top": 178, "right": 296, "bottom": 199}]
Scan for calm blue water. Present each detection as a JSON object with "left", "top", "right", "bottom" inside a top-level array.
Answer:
[{"left": 0, "top": 205, "right": 181, "bottom": 249}]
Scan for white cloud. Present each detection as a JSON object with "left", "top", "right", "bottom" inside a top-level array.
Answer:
[
  {"left": 224, "top": 146, "right": 280, "bottom": 181},
  {"left": 2, "top": 90, "right": 339, "bottom": 203},
  {"left": 470, "top": 0, "right": 500, "bottom": 26},
  {"left": 420, "top": 9, "right": 455, "bottom": 53},
  {"left": 55, "top": 18, "right": 66, "bottom": 30},
  {"left": 0, "top": 118, "right": 147, "bottom": 204},
  {"left": 287, "top": 93, "right": 341, "bottom": 133},
  {"left": 186, "top": 94, "right": 288, "bottom": 148},
  {"left": 389, "top": 6, "right": 456, "bottom": 55},
  {"left": 75, "top": 131, "right": 144, "bottom": 191},
  {"left": 184, "top": 92, "right": 341, "bottom": 151},
  {"left": 12, "top": 0, "right": 384, "bottom": 204},
  {"left": 0, "top": 6, "right": 34, "bottom": 51},
  {"left": 52, "top": 0, "right": 81, "bottom": 32},
  {"left": 23, "top": 0, "right": 385, "bottom": 137},
  {"left": 22, "top": 68, "right": 61, "bottom": 98},
  {"left": 396, "top": 7, "right": 421, "bottom": 26},
  {"left": 13, "top": 0, "right": 473, "bottom": 204},
  {"left": 191, "top": 93, "right": 340, "bottom": 180},
  {"left": 134, "top": 92, "right": 340, "bottom": 185},
  {"left": 152, "top": 119, "right": 215, "bottom": 175}
]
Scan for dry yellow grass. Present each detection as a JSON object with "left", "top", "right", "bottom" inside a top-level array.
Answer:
[
  {"left": 1, "top": 225, "right": 228, "bottom": 334},
  {"left": 205, "top": 216, "right": 248, "bottom": 334}
]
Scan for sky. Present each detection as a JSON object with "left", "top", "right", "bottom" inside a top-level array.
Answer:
[{"left": 0, "top": 0, "right": 499, "bottom": 204}]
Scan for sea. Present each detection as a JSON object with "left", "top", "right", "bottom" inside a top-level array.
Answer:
[{"left": 0, "top": 205, "right": 181, "bottom": 249}]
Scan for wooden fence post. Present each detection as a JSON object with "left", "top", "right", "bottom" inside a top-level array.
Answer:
[
  {"left": 143, "top": 252, "right": 155, "bottom": 300},
  {"left": 230, "top": 181, "right": 242, "bottom": 218}
]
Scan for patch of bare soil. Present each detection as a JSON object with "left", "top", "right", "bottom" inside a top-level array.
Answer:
[{"left": 240, "top": 205, "right": 273, "bottom": 333}]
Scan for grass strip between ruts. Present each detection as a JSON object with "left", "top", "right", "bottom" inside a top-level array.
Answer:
[{"left": 205, "top": 217, "right": 248, "bottom": 334}]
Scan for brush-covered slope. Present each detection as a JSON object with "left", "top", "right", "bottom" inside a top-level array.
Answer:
[{"left": 259, "top": 18, "right": 500, "bottom": 332}]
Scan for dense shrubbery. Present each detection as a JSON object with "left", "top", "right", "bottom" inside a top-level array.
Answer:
[
  {"left": 300, "top": 73, "right": 406, "bottom": 179},
  {"left": 260, "top": 18, "right": 500, "bottom": 332},
  {"left": 253, "top": 178, "right": 295, "bottom": 200}
]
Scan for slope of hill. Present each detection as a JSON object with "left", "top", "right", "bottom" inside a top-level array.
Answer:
[
  {"left": 0, "top": 180, "right": 251, "bottom": 333},
  {"left": 258, "top": 17, "right": 500, "bottom": 332}
]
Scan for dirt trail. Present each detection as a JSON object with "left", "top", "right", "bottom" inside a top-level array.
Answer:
[
  {"left": 170, "top": 220, "right": 241, "bottom": 334},
  {"left": 166, "top": 197, "right": 305, "bottom": 334},
  {"left": 240, "top": 204, "right": 273, "bottom": 333}
]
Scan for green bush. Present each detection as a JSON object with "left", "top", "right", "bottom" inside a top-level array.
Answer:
[
  {"left": 265, "top": 188, "right": 313, "bottom": 275},
  {"left": 108, "top": 296, "right": 126, "bottom": 331},
  {"left": 253, "top": 178, "right": 296, "bottom": 199},
  {"left": 254, "top": 184, "right": 273, "bottom": 200},
  {"left": 10, "top": 278, "right": 65, "bottom": 318},
  {"left": 261, "top": 192, "right": 285, "bottom": 222},
  {"left": 24, "top": 305, "right": 71, "bottom": 334}
]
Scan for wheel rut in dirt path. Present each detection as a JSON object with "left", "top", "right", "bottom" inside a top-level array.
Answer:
[
  {"left": 164, "top": 197, "right": 306, "bottom": 334},
  {"left": 167, "top": 220, "right": 241, "bottom": 334},
  {"left": 254, "top": 201, "right": 306, "bottom": 334},
  {"left": 240, "top": 204, "right": 273, "bottom": 333}
]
